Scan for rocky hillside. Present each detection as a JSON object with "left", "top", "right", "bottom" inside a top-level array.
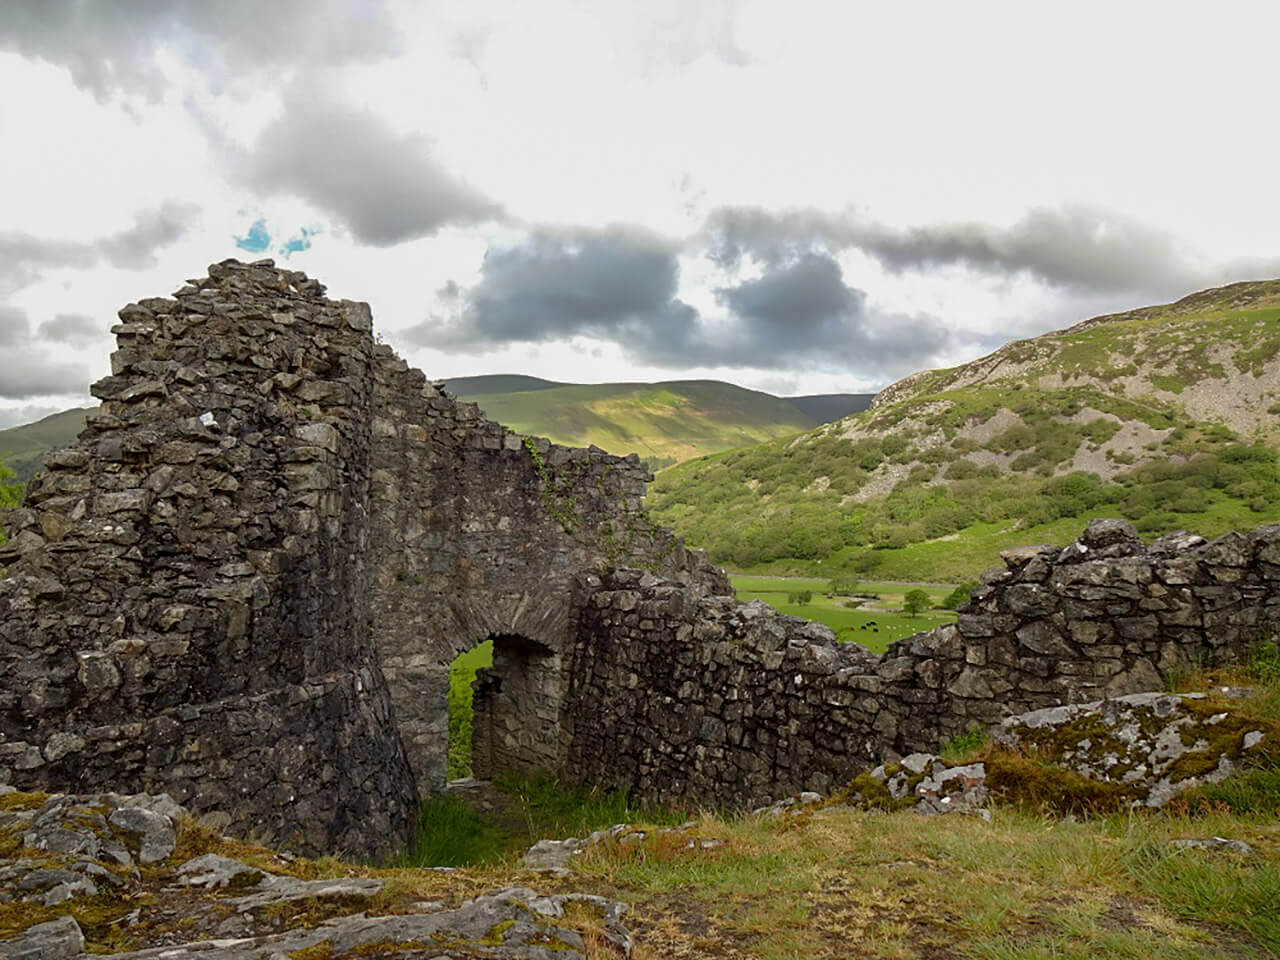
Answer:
[{"left": 650, "top": 279, "right": 1280, "bottom": 580}]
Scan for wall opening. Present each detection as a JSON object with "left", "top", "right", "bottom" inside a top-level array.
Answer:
[
  {"left": 447, "top": 638, "right": 493, "bottom": 780},
  {"left": 470, "top": 633, "right": 565, "bottom": 781}
]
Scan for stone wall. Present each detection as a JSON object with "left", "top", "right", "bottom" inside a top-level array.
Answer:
[
  {"left": 5, "top": 259, "right": 1276, "bottom": 851},
  {"left": 368, "top": 342, "right": 726, "bottom": 794},
  {"left": 563, "top": 519, "right": 1280, "bottom": 808},
  {"left": 0, "top": 260, "right": 417, "bottom": 856},
  {"left": 0, "top": 259, "right": 722, "bottom": 853}
]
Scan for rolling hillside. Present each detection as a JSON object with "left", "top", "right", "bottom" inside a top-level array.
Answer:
[
  {"left": 0, "top": 408, "right": 92, "bottom": 482},
  {"left": 450, "top": 379, "right": 817, "bottom": 470},
  {"left": 650, "top": 279, "right": 1280, "bottom": 582},
  {"left": 0, "top": 381, "right": 872, "bottom": 480}
]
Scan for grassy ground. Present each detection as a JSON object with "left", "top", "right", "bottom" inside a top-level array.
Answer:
[
  {"left": 421, "top": 650, "right": 1280, "bottom": 957},
  {"left": 732, "top": 576, "right": 959, "bottom": 651},
  {"left": 402, "top": 773, "right": 698, "bottom": 869}
]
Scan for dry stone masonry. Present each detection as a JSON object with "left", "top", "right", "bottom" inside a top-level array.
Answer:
[
  {"left": 2, "top": 260, "right": 1276, "bottom": 854},
  {"left": 562, "top": 519, "right": 1280, "bottom": 808},
  {"left": 0, "top": 260, "right": 718, "bottom": 856}
]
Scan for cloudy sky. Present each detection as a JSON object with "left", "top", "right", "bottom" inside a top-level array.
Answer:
[{"left": 2, "top": 0, "right": 1279, "bottom": 428}]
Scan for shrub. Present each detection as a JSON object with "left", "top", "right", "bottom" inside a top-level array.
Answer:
[{"left": 940, "top": 582, "right": 977, "bottom": 610}]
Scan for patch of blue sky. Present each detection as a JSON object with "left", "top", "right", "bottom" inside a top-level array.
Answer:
[
  {"left": 280, "top": 227, "right": 319, "bottom": 257},
  {"left": 234, "top": 219, "right": 271, "bottom": 254}
]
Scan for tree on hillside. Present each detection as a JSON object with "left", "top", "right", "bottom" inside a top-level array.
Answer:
[
  {"left": 903, "top": 588, "right": 930, "bottom": 618},
  {"left": 828, "top": 576, "right": 860, "bottom": 596}
]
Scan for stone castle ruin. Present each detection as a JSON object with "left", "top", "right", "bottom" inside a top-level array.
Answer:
[{"left": 2, "top": 260, "right": 1277, "bottom": 856}]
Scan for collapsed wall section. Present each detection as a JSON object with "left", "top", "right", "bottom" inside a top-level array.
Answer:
[
  {"left": 564, "top": 519, "right": 1280, "bottom": 808},
  {"left": 0, "top": 260, "right": 417, "bottom": 857}
]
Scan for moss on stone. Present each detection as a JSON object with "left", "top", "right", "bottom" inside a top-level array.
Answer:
[
  {"left": 0, "top": 791, "right": 49, "bottom": 812},
  {"left": 982, "top": 747, "right": 1138, "bottom": 815}
]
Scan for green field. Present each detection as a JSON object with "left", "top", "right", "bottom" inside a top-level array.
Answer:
[
  {"left": 731, "top": 576, "right": 959, "bottom": 652},
  {"left": 448, "top": 639, "right": 493, "bottom": 779}
]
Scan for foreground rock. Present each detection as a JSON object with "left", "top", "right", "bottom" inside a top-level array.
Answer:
[
  {"left": 839, "top": 754, "right": 991, "bottom": 819},
  {"left": 992, "top": 690, "right": 1272, "bottom": 806},
  {"left": 0, "top": 790, "right": 632, "bottom": 960},
  {"left": 73, "top": 887, "right": 630, "bottom": 959}
]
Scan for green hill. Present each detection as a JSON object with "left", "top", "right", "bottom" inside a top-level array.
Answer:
[
  {"left": 649, "top": 279, "right": 1280, "bottom": 582},
  {"left": 0, "top": 408, "right": 92, "bottom": 482},
  {"left": 444, "top": 374, "right": 562, "bottom": 394},
  {"left": 452, "top": 379, "right": 819, "bottom": 470},
  {"left": 0, "top": 378, "right": 872, "bottom": 480}
]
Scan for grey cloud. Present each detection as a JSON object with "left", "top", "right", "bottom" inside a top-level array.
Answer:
[
  {"left": 0, "top": 203, "right": 198, "bottom": 295},
  {"left": 411, "top": 229, "right": 950, "bottom": 376},
  {"left": 37, "top": 313, "right": 103, "bottom": 346},
  {"left": 0, "top": 1, "right": 401, "bottom": 98},
  {"left": 710, "top": 253, "right": 949, "bottom": 373},
  {"left": 0, "top": 350, "right": 88, "bottom": 400},
  {"left": 718, "top": 254, "right": 862, "bottom": 331},
  {"left": 95, "top": 202, "right": 198, "bottom": 268},
  {"left": 0, "top": 306, "right": 31, "bottom": 347},
  {"left": 408, "top": 224, "right": 693, "bottom": 350},
  {"left": 705, "top": 204, "right": 1274, "bottom": 297},
  {"left": 245, "top": 91, "right": 501, "bottom": 246}
]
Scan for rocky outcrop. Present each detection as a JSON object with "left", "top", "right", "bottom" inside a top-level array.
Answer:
[
  {"left": 0, "top": 789, "right": 632, "bottom": 960},
  {"left": 992, "top": 690, "right": 1273, "bottom": 807}
]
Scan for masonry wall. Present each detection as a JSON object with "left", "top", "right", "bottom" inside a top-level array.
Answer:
[
  {"left": 367, "top": 347, "right": 727, "bottom": 794},
  {"left": 0, "top": 260, "right": 419, "bottom": 856},
  {"left": 0, "top": 260, "right": 726, "bottom": 853},
  {"left": 563, "top": 519, "right": 1280, "bottom": 808}
]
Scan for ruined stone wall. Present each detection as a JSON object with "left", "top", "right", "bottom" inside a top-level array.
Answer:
[
  {"left": 368, "top": 349, "right": 727, "bottom": 793},
  {"left": 0, "top": 260, "right": 724, "bottom": 852},
  {"left": 563, "top": 519, "right": 1280, "bottom": 808},
  {"left": 0, "top": 260, "right": 418, "bottom": 856}
]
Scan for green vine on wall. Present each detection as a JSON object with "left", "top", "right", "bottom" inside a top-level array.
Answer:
[{"left": 522, "top": 436, "right": 580, "bottom": 534}]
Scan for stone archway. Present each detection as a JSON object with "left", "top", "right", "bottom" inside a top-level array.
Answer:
[{"left": 363, "top": 348, "right": 719, "bottom": 798}]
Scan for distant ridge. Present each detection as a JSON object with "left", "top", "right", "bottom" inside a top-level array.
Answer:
[
  {"left": 443, "top": 374, "right": 563, "bottom": 394},
  {"left": 0, "top": 407, "right": 92, "bottom": 482}
]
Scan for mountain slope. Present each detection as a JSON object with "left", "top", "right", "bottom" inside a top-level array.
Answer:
[
  {"left": 0, "top": 408, "right": 92, "bottom": 482},
  {"left": 650, "top": 279, "right": 1280, "bottom": 581},
  {"left": 455, "top": 379, "right": 819, "bottom": 470}
]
